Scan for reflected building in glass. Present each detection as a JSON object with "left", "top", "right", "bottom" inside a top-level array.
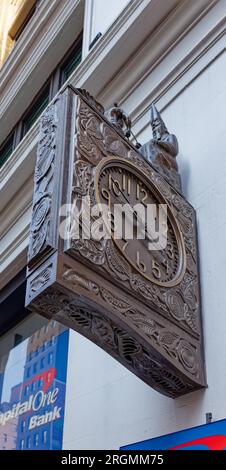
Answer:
[{"left": 0, "top": 322, "right": 69, "bottom": 450}]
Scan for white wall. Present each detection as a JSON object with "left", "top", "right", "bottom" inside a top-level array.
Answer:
[
  {"left": 91, "top": 0, "right": 130, "bottom": 39},
  {"left": 88, "top": 0, "right": 129, "bottom": 41},
  {"left": 63, "top": 33, "right": 226, "bottom": 452},
  {"left": 83, "top": 0, "right": 130, "bottom": 53}
]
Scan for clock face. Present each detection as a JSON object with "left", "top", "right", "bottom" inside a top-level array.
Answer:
[{"left": 95, "top": 157, "right": 186, "bottom": 287}]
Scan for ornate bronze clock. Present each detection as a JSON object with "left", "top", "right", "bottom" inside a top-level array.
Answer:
[
  {"left": 95, "top": 157, "right": 186, "bottom": 287},
  {"left": 26, "top": 86, "right": 206, "bottom": 398}
]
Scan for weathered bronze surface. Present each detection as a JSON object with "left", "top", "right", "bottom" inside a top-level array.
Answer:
[
  {"left": 26, "top": 86, "right": 206, "bottom": 398},
  {"left": 140, "top": 104, "right": 181, "bottom": 192},
  {"left": 105, "top": 103, "right": 131, "bottom": 138}
]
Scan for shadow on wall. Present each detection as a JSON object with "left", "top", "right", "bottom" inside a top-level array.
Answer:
[
  {"left": 172, "top": 388, "right": 207, "bottom": 430},
  {"left": 179, "top": 153, "right": 190, "bottom": 196}
]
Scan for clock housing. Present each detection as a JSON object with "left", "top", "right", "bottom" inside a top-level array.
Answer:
[{"left": 25, "top": 86, "right": 206, "bottom": 398}]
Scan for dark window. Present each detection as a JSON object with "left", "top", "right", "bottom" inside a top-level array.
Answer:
[
  {"left": 0, "top": 134, "right": 14, "bottom": 168},
  {"left": 60, "top": 35, "right": 82, "bottom": 86},
  {"left": 27, "top": 352, "right": 32, "bottom": 361},
  {"left": 26, "top": 436, "right": 31, "bottom": 449},
  {"left": 34, "top": 433, "right": 39, "bottom": 447},
  {"left": 42, "top": 430, "right": 47, "bottom": 445},
  {"left": 31, "top": 381, "right": 35, "bottom": 392},
  {"left": 21, "top": 420, "right": 26, "bottom": 433},
  {"left": 38, "top": 378, "right": 43, "bottom": 388},
  {"left": 22, "top": 84, "right": 50, "bottom": 137},
  {"left": 48, "top": 352, "right": 53, "bottom": 364}
]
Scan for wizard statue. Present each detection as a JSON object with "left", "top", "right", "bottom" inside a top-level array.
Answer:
[{"left": 140, "top": 104, "right": 181, "bottom": 192}]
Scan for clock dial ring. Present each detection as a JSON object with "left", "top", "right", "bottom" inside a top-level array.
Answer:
[{"left": 94, "top": 156, "right": 186, "bottom": 287}]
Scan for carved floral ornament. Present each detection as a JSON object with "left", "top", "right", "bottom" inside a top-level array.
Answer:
[{"left": 26, "top": 86, "right": 206, "bottom": 398}]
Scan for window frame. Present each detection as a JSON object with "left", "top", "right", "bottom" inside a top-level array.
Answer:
[
  {"left": 21, "top": 81, "right": 51, "bottom": 139},
  {"left": 59, "top": 33, "right": 83, "bottom": 88},
  {"left": 0, "top": 133, "right": 16, "bottom": 169}
]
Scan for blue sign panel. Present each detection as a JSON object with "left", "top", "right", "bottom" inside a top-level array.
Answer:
[
  {"left": 0, "top": 323, "right": 69, "bottom": 450},
  {"left": 121, "top": 420, "right": 226, "bottom": 450}
]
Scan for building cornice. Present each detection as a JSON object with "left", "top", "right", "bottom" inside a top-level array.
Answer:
[
  {"left": 98, "top": 0, "right": 221, "bottom": 109},
  {"left": 0, "top": 0, "right": 221, "bottom": 191},
  {"left": 0, "top": 0, "right": 183, "bottom": 146},
  {"left": 0, "top": 121, "right": 38, "bottom": 209}
]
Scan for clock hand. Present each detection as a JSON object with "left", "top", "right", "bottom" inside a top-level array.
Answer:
[
  {"left": 110, "top": 190, "right": 170, "bottom": 272},
  {"left": 109, "top": 180, "right": 164, "bottom": 250},
  {"left": 108, "top": 174, "right": 173, "bottom": 268}
]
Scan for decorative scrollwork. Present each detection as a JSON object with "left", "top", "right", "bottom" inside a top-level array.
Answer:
[
  {"left": 61, "top": 268, "right": 199, "bottom": 378},
  {"left": 28, "top": 102, "right": 59, "bottom": 262},
  {"left": 63, "top": 270, "right": 99, "bottom": 294},
  {"left": 77, "top": 89, "right": 105, "bottom": 115},
  {"left": 71, "top": 238, "right": 107, "bottom": 265},
  {"left": 31, "top": 287, "right": 197, "bottom": 397},
  {"left": 105, "top": 241, "right": 130, "bottom": 281},
  {"left": 72, "top": 160, "right": 94, "bottom": 196}
]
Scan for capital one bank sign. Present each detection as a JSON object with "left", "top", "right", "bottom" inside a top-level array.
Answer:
[
  {"left": 0, "top": 327, "right": 69, "bottom": 450},
  {"left": 0, "top": 386, "right": 61, "bottom": 430}
]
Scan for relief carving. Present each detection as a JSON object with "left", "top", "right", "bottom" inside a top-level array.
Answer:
[
  {"left": 62, "top": 268, "right": 199, "bottom": 378},
  {"left": 28, "top": 102, "right": 59, "bottom": 263},
  {"left": 77, "top": 88, "right": 105, "bottom": 115},
  {"left": 30, "top": 267, "right": 52, "bottom": 294},
  {"left": 31, "top": 286, "right": 197, "bottom": 398}
]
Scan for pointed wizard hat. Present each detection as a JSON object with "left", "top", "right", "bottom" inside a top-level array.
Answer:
[{"left": 150, "top": 104, "right": 168, "bottom": 138}]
